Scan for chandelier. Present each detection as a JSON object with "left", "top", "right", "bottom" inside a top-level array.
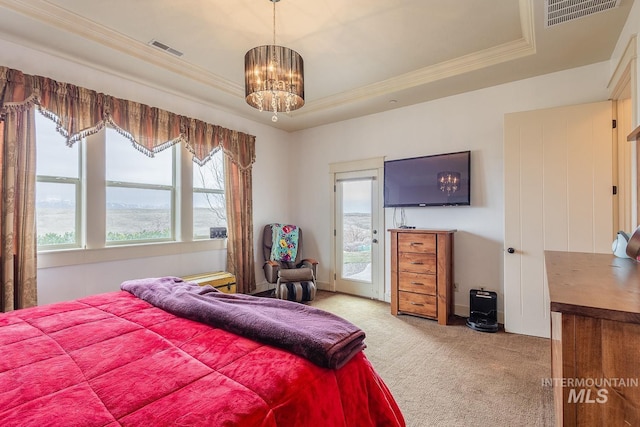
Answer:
[
  {"left": 244, "top": 0, "right": 304, "bottom": 122},
  {"left": 437, "top": 171, "right": 460, "bottom": 195}
]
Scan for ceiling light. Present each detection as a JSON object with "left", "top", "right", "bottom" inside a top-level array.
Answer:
[{"left": 244, "top": 0, "right": 304, "bottom": 122}]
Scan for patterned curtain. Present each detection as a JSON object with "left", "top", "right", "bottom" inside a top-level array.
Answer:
[
  {"left": 223, "top": 131, "right": 256, "bottom": 294},
  {"left": 0, "top": 67, "right": 255, "bottom": 166},
  {"left": 0, "top": 66, "right": 257, "bottom": 306},
  {"left": 0, "top": 103, "right": 38, "bottom": 311}
]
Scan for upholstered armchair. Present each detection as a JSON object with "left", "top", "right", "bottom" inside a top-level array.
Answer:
[{"left": 262, "top": 223, "right": 318, "bottom": 301}]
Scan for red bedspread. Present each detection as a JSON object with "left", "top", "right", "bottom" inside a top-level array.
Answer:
[{"left": 0, "top": 291, "right": 405, "bottom": 426}]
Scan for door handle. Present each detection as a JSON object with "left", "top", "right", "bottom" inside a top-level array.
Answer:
[
  {"left": 507, "top": 247, "right": 515, "bottom": 254},
  {"left": 372, "top": 238, "right": 378, "bottom": 243}
]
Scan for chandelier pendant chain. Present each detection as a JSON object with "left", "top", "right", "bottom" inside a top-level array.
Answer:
[
  {"left": 273, "top": 0, "right": 276, "bottom": 47},
  {"left": 271, "top": 0, "right": 278, "bottom": 120}
]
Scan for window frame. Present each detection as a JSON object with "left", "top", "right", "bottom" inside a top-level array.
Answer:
[
  {"left": 35, "top": 111, "right": 84, "bottom": 251},
  {"left": 35, "top": 119, "right": 227, "bottom": 266},
  {"left": 192, "top": 149, "right": 226, "bottom": 240},
  {"left": 105, "top": 180, "right": 176, "bottom": 245},
  {"left": 192, "top": 188, "right": 226, "bottom": 240},
  {"left": 104, "top": 127, "right": 176, "bottom": 245},
  {"left": 35, "top": 174, "right": 83, "bottom": 250}
]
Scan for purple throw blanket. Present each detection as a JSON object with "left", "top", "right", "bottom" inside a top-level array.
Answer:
[{"left": 120, "top": 277, "right": 366, "bottom": 369}]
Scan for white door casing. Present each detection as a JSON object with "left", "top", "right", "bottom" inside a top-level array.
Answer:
[
  {"left": 504, "top": 101, "right": 614, "bottom": 338},
  {"left": 329, "top": 158, "right": 385, "bottom": 300}
]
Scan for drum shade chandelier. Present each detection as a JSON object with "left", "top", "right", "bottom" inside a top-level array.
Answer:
[{"left": 244, "top": 0, "right": 304, "bottom": 122}]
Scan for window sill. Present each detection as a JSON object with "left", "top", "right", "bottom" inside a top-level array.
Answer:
[{"left": 38, "top": 239, "right": 226, "bottom": 269}]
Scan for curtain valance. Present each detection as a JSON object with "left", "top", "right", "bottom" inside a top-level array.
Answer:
[{"left": 0, "top": 66, "right": 255, "bottom": 168}]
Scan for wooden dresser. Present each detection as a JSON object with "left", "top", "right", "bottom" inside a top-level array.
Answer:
[
  {"left": 545, "top": 251, "right": 640, "bottom": 426},
  {"left": 389, "top": 228, "right": 455, "bottom": 325}
]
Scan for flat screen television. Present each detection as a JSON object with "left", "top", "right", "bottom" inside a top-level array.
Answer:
[{"left": 384, "top": 150, "right": 471, "bottom": 207}]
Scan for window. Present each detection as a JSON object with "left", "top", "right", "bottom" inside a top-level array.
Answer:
[
  {"left": 193, "top": 149, "right": 226, "bottom": 239},
  {"left": 35, "top": 111, "right": 82, "bottom": 249},
  {"left": 105, "top": 128, "right": 174, "bottom": 244},
  {"left": 35, "top": 117, "right": 222, "bottom": 253}
]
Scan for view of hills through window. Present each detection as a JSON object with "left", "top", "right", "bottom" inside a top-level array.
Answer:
[{"left": 35, "top": 111, "right": 225, "bottom": 247}]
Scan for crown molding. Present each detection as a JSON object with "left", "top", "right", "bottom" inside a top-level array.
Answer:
[
  {"left": 0, "top": 0, "right": 536, "bottom": 120},
  {"left": 0, "top": 0, "right": 244, "bottom": 97},
  {"left": 607, "top": 34, "right": 637, "bottom": 99},
  {"left": 300, "top": 37, "right": 536, "bottom": 115},
  {"left": 299, "top": 0, "right": 536, "bottom": 115}
]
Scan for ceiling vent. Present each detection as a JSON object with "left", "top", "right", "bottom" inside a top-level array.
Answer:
[
  {"left": 148, "top": 39, "right": 184, "bottom": 57},
  {"left": 545, "top": 0, "right": 622, "bottom": 27}
]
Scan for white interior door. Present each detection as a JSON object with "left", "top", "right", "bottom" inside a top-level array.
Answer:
[
  {"left": 614, "top": 96, "right": 634, "bottom": 233},
  {"left": 334, "top": 170, "right": 381, "bottom": 299},
  {"left": 504, "top": 101, "right": 614, "bottom": 338}
]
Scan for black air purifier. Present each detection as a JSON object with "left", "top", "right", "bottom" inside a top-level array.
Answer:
[{"left": 466, "top": 289, "right": 498, "bottom": 333}]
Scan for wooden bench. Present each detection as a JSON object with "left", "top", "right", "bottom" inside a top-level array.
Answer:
[{"left": 182, "top": 271, "right": 236, "bottom": 293}]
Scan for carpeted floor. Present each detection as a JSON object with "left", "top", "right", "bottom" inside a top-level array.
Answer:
[{"left": 309, "top": 291, "right": 554, "bottom": 427}]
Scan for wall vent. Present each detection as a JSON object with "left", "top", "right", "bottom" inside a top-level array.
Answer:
[
  {"left": 545, "top": 0, "right": 622, "bottom": 27},
  {"left": 148, "top": 39, "right": 184, "bottom": 57}
]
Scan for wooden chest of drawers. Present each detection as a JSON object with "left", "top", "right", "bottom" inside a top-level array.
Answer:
[{"left": 390, "top": 229, "right": 455, "bottom": 325}]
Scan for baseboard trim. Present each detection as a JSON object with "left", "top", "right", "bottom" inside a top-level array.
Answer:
[{"left": 316, "top": 281, "right": 331, "bottom": 291}]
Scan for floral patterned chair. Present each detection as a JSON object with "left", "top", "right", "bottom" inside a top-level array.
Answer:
[{"left": 262, "top": 223, "right": 318, "bottom": 302}]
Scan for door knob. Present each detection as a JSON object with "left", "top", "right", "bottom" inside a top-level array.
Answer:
[
  {"left": 372, "top": 239, "right": 379, "bottom": 244},
  {"left": 507, "top": 247, "right": 515, "bottom": 254}
]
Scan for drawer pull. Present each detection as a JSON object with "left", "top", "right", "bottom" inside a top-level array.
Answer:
[
  {"left": 410, "top": 281, "right": 424, "bottom": 285},
  {"left": 410, "top": 261, "right": 424, "bottom": 265},
  {"left": 410, "top": 302, "right": 424, "bottom": 306},
  {"left": 410, "top": 242, "right": 423, "bottom": 246}
]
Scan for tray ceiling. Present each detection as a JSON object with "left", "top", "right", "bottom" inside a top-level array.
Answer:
[{"left": 0, "top": 0, "right": 634, "bottom": 131}]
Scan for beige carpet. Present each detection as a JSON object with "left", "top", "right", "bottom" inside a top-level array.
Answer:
[{"left": 310, "top": 291, "right": 554, "bottom": 427}]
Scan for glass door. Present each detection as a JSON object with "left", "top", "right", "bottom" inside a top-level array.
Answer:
[{"left": 335, "top": 170, "right": 379, "bottom": 298}]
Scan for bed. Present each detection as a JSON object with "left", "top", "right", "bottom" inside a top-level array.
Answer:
[{"left": 0, "top": 277, "right": 405, "bottom": 426}]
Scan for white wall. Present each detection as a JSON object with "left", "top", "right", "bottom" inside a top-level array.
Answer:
[
  {"left": 291, "top": 61, "right": 612, "bottom": 318},
  {"left": 0, "top": 38, "right": 294, "bottom": 305}
]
